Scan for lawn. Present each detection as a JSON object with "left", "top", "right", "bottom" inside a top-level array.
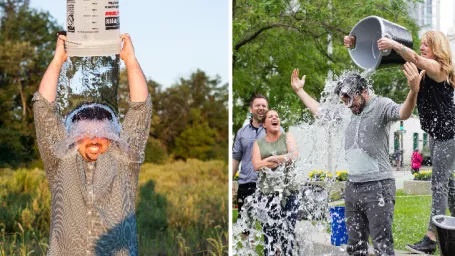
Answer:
[{"left": 232, "top": 190, "right": 434, "bottom": 253}]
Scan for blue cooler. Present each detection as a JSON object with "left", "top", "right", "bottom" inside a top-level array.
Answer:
[{"left": 330, "top": 206, "right": 348, "bottom": 246}]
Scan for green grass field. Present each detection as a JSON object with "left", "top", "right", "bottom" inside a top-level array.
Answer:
[
  {"left": 233, "top": 191, "right": 435, "bottom": 253},
  {"left": 1, "top": 159, "right": 228, "bottom": 255}
]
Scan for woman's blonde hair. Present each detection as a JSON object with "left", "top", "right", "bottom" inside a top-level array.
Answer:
[{"left": 421, "top": 31, "right": 455, "bottom": 87}]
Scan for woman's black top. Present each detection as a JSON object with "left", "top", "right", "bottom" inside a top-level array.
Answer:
[{"left": 417, "top": 73, "right": 455, "bottom": 141}]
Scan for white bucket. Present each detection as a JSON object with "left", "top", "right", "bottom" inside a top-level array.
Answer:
[{"left": 66, "top": 0, "right": 120, "bottom": 56}]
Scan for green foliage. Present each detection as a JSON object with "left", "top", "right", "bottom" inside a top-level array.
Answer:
[
  {"left": 233, "top": 0, "right": 421, "bottom": 131},
  {"left": 137, "top": 160, "right": 228, "bottom": 255},
  {"left": 413, "top": 170, "right": 432, "bottom": 181},
  {"left": 1, "top": 160, "right": 228, "bottom": 255},
  {"left": 174, "top": 109, "right": 218, "bottom": 160},
  {"left": 143, "top": 137, "right": 168, "bottom": 164},
  {"left": 0, "top": 2, "right": 227, "bottom": 167},
  {"left": 118, "top": 69, "right": 228, "bottom": 164},
  {"left": 0, "top": 0, "right": 63, "bottom": 168}
]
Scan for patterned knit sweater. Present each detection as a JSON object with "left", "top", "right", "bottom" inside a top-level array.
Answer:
[{"left": 33, "top": 92, "right": 152, "bottom": 256}]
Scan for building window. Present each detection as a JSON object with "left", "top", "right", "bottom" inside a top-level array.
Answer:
[
  {"left": 423, "top": 133, "right": 428, "bottom": 147},
  {"left": 413, "top": 133, "right": 419, "bottom": 151},
  {"left": 423, "top": 0, "right": 432, "bottom": 27}
]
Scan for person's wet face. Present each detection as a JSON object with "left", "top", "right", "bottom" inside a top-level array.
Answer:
[
  {"left": 340, "top": 92, "right": 366, "bottom": 115},
  {"left": 263, "top": 110, "right": 280, "bottom": 132},
  {"left": 249, "top": 98, "right": 268, "bottom": 123},
  {"left": 77, "top": 137, "right": 111, "bottom": 162}
]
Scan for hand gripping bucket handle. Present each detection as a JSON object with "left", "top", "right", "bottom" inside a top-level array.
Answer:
[{"left": 348, "top": 16, "right": 413, "bottom": 70}]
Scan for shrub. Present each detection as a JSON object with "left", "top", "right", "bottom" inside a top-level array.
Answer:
[
  {"left": 414, "top": 170, "right": 432, "bottom": 181},
  {"left": 335, "top": 170, "right": 348, "bottom": 182},
  {"left": 309, "top": 170, "right": 333, "bottom": 181}
]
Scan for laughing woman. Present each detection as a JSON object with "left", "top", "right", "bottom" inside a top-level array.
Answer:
[
  {"left": 251, "top": 110, "right": 299, "bottom": 256},
  {"left": 376, "top": 31, "right": 455, "bottom": 255}
]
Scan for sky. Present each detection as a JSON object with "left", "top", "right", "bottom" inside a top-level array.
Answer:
[{"left": 30, "top": 0, "right": 229, "bottom": 88}]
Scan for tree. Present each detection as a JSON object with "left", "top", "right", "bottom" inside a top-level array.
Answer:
[
  {"left": 174, "top": 109, "right": 217, "bottom": 160},
  {"left": 232, "top": 0, "right": 421, "bottom": 131},
  {"left": 0, "top": 0, "right": 63, "bottom": 167},
  {"left": 118, "top": 69, "right": 228, "bottom": 163},
  {"left": 153, "top": 70, "right": 228, "bottom": 161}
]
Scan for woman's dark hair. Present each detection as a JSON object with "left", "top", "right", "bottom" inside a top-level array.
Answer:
[
  {"left": 71, "top": 104, "right": 113, "bottom": 123},
  {"left": 334, "top": 73, "right": 367, "bottom": 96}
]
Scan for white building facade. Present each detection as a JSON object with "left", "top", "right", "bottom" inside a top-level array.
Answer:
[{"left": 389, "top": 117, "right": 429, "bottom": 166}]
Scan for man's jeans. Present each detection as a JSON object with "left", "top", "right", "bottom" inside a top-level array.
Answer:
[{"left": 345, "top": 179, "right": 396, "bottom": 256}]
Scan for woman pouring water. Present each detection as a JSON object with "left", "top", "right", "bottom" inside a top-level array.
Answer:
[
  {"left": 347, "top": 30, "right": 455, "bottom": 255},
  {"left": 251, "top": 110, "right": 299, "bottom": 255}
]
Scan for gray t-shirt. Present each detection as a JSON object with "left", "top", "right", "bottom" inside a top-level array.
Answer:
[{"left": 344, "top": 96, "right": 401, "bottom": 182}]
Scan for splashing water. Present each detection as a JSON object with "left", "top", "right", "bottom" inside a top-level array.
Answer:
[
  {"left": 233, "top": 70, "right": 380, "bottom": 255},
  {"left": 52, "top": 55, "right": 122, "bottom": 159},
  {"left": 56, "top": 55, "right": 121, "bottom": 117}
]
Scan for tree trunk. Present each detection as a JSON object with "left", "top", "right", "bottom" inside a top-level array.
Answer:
[{"left": 17, "top": 77, "right": 27, "bottom": 124}]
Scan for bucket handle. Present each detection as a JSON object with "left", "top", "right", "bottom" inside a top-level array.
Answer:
[{"left": 381, "top": 33, "right": 392, "bottom": 56}]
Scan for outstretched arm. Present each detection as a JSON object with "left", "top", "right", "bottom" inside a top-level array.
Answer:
[
  {"left": 38, "top": 35, "right": 67, "bottom": 103},
  {"left": 120, "top": 33, "right": 148, "bottom": 102},
  {"left": 291, "top": 69, "right": 320, "bottom": 116},
  {"left": 377, "top": 37, "right": 444, "bottom": 82},
  {"left": 399, "top": 62, "right": 425, "bottom": 120}
]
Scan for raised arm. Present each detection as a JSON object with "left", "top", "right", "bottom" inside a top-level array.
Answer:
[
  {"left": 119, "top": 34, "right": 152, "bottom": 162},
  {"left": 399, "top": 62, "right": 425, "bottom": 120},
  {"left": 291, "top": 69, "right": 320, "bottom": 116},
  {"left": 120, "top": 33, "right": 148, "bottom": 102},
  {"left": 38, "top": 35, "right": 67, "bottom": 103},
  {"left": 377, "top": 37, "right": 444, "bottom": 82}
]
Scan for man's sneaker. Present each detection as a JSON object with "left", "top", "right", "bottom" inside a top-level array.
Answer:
[{"left": 405, "top": 235, "right": 437, "bottom": 254}]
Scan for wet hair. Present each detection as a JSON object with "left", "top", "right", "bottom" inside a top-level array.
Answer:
[
  {"left": 249, "top": 94, "right": 268, "bottom": 107},
  {"left": 70, "top": 104, "right": 113, "bottom": 123},
  {"left": 421, "top": 31, "right": 455, "bottom": 87},
  {"left": 334, "top": 73, "right": 368, "bottom": 97}
]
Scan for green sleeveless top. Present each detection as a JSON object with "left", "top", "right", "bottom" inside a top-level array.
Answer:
[{"left": 256, "top": 133, "right": 298, "bottom": 196}]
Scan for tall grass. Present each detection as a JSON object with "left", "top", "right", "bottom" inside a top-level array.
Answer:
[{"left": 0, "top": 159, "right": 228, "bottom": 255}]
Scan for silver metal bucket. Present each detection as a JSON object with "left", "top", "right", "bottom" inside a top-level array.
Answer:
[{"left": 348, "top": 16, "right": 413, "bottom": 70}]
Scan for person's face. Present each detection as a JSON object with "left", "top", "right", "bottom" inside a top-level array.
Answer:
[
  {"left": 420, "top": 40, "right": 435, "bottom": 59},
  {"left": 77, "top": 137, "right": 111, "bottom": 162},
  {"left": 340, "top": 92, "right": 366, "bottom": 115},
  {"left": 249, "top": 98, "right": 268, "bottom": 122},
  {"left": 263, "top": 110, "right": 280, "bottom": 132}
]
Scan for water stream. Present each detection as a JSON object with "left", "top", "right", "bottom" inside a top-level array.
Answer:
[{"left": 233, "top": 71, "right": 376, "bottom": 255}]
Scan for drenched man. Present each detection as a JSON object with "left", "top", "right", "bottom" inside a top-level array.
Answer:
[
  {"left": 290, "top": 65, "right": 423, "bottom": 255},
  {"left": 33, "top": 33, "right": 151, "bottom": 255}
]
